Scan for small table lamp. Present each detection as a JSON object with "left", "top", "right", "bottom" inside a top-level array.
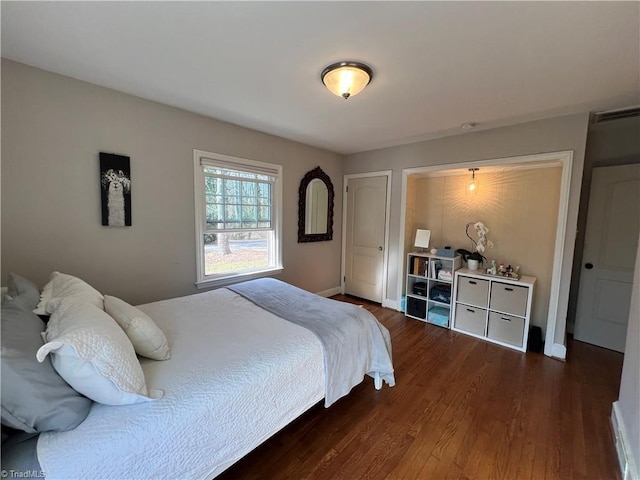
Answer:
[{"left": 414, "top": 229, "right": 431, "bottom": 252}]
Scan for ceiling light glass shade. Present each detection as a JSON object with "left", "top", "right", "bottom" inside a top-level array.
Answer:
[{"left": 321, "top": 62, "right": 373, "bottom": 99}]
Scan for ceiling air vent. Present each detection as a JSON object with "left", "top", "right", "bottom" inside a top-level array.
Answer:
[{"left": 592, "top": 106, "right": 640, "bottom": 123}]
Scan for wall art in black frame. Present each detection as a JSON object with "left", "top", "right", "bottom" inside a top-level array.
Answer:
[{"left": 100, "top": 152, "right": 132, "bottom": 226}]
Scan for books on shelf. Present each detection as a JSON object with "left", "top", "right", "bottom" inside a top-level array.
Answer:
[
  {"left": 431, "top": 260, "right": 442, "bottom": 279},
  {"left": 412, "top": 257, "right": 428, "bottom": 276}
]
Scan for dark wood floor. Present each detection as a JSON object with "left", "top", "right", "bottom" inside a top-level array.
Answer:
[{"left": 217, "top": 295, "right": 624, "bottom": 480}]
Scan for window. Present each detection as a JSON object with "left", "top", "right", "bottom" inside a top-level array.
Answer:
[{"left": 193, "top": 150, "right": 282, "bottom": 287}]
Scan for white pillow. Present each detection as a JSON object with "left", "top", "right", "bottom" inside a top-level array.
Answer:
[
  {"left": 36, "top": 298, "right": 163, "bottom": 405},
  {"left": 33, "top": 271, "right": 104, "bottom": 315},
  {"left": 104, "top": 295, "right": 171, "bottom": 361}
]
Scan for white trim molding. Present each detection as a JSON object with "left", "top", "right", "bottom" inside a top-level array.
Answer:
[
  {"left": 612, "top": 401, "right": 639, "bottom": 480},
  {"left": 543, "top": 151, "right": 574, "bottom": 360},
  {"left": 193, "top": 149, "right": 283, "bottom": 287},
  {"left": 195, "top": 268, "right": 283, "bottom": 290},
  {"left": 550, "top": 342, "right": 567, "bottom": 360},
  {"left": 382, "top": 299, "right": 398, "bottom": 310},
  {"left": 316, "top": 286, "right": 342, "bottom": 298}
]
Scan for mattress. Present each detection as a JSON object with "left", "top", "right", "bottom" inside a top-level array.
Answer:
[{"left": 37, "top": 288, "right": 325, "bottom": 479}]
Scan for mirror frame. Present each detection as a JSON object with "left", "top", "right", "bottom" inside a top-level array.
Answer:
[{"left": 298, "top": 166, "right": 334, "bottom": 243}]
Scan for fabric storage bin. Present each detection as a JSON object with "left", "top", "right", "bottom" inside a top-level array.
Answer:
[
  {"left": 457, "top": 276, "right": 489, "bottom": 307},
  {"left": 406, "top": 296, "right": 426, "bottom": 319},
  {"left": 429, "top": 284, "right": 451, "bottom": 304},
  {"left": 428, "top": 306, "right": 449, "bottom": 327},
  {"left": 487, "top": 311, "right": 525, "bottom": 347},
  {"left": 489, "top": 282, "right": 529, "bottom": 317},
  {"left": 454, "top": 304, "right": 486, "bottom": 336}
]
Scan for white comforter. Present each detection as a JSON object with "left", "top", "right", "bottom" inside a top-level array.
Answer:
[{"left": 37, "top": 288, "right": 325, "bottom": 479}]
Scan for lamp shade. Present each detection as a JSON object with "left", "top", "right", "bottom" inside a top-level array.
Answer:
[
  {"left": 414, "top": 229, "right": 431, "bottom": 248},
  {"left": 321, "top": 62, "right": 373, "bottom": 99}
]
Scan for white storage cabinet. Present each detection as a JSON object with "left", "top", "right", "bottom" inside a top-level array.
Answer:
[
  {"left": 405, "top": 252, "right": 462, "bottom": 328},
  {"left": 451, "top": 269, "right": 536, "bottom": 352}
]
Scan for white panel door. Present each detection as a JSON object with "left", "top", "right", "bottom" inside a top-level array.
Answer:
[
  {"left": 574, "top": 163, "right": 640, "bottom": 352},
  {"left": 345, "top": 176, "right": 387, "bottom": 302}
]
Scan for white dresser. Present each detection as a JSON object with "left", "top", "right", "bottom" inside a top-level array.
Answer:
[{"left": 451, "top": 268, "right": 536, "bottom": 352}]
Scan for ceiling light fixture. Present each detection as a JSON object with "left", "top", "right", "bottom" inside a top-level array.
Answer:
[
  {"left": 468, "top": 168, "right": 479, "bottom": 192},
  {"left": 321, "top": 61, "right": 373, "bottom": 100}
]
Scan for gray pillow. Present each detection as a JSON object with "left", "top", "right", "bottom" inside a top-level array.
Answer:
[
  {"left": 1, "top": 299, "right": 92, "bottom": 433},
  {"left": 7, "top": 273, "right": 40, "bottom": 311},
  {"left": 1, "top": 430, "right": 41, "bottom": 473}
]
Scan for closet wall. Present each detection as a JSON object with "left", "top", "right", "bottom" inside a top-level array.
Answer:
[{"left": 405, "top": 166, "right": 562, "bottom": 333}]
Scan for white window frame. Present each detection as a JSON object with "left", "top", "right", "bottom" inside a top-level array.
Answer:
[{"left": 193, "top": 149, "right": 283, "bottom": 288}]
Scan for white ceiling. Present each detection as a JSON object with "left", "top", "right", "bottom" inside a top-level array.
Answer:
[{"left": 2, "top": 1, "right": 639, "bottom": 155}]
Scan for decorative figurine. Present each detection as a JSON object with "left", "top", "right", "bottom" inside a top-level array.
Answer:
[{"left": 488, "top": 260, "right": 497, "bottom": 275}]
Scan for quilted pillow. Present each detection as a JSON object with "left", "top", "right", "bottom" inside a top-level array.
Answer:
[
  {"left": 104, "top": 295, "right": 171, "bottom": 360},
  {"left": 33, "top": 271, "right": 103, "bottom": 316},
  {"left": 1, "top": 298, "right": 92, "bottom": 433},
  {"left": 36, "top": 298, "right": 163, "bottom": 405}
]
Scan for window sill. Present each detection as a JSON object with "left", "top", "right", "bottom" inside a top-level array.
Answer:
[{"left": 195, "top": 267, "right": 283, "bottom": 290}]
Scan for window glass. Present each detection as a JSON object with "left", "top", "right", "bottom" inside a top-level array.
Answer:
[{"left": 195, "top": 151, "right": 282, "bottom": 285}]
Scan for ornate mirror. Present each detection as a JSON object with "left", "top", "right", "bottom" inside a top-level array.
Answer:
[{"left": 298, "top": 167, "right": 334, "bottom": 242}]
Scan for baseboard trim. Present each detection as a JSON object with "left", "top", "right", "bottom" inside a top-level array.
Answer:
[
  {"left": 612, "top": 401, "right": 639, "bottom": 480},
  {"left": 316, "top": 286, "right": 343, "bottom": 298},
  {"left": 546, "top": 342, "right": 567, "bottom": 360},
  {"left": 382, "top": 299, "right": 398, "bottom": 310}
]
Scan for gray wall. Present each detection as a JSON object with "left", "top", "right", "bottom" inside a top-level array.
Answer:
[
  {"left": 343, "top": 114, "right": 590, "bottom": 345},
  {"left": 576, "top": 118, "right": 640, "bottom": 472},
  {"left": 1, "top": 59, "right": 344, "bottom": 305},
  {"left": 568, "top": 116, "right": 640, "bottom": 333}
]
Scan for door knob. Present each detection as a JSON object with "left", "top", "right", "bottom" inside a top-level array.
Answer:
[
  {"left": 585, "top": 263, "right": 594, "bottom": 269},
  {"left": 378, "top": 246, "right": 383, "bottom": 251}
]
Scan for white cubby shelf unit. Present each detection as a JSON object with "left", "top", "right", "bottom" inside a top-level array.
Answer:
[
  {"left": 405, "top": 252, "right": 462, "bottom": 328},
  {"left": 451, "top": 269, "right": 536, "bottom": 352}
]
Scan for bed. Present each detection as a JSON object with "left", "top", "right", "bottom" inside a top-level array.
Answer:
[{"left": 1, "top": 275, "right": 395, "bottom": 479}]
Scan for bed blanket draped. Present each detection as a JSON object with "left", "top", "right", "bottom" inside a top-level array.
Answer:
[{"left": 228, "top": 278, "right": 395, "bottom": 406}]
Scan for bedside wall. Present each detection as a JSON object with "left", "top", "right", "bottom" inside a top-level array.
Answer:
[{"left": 1, "top": 59, "right": 344, "bottom": 304}]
